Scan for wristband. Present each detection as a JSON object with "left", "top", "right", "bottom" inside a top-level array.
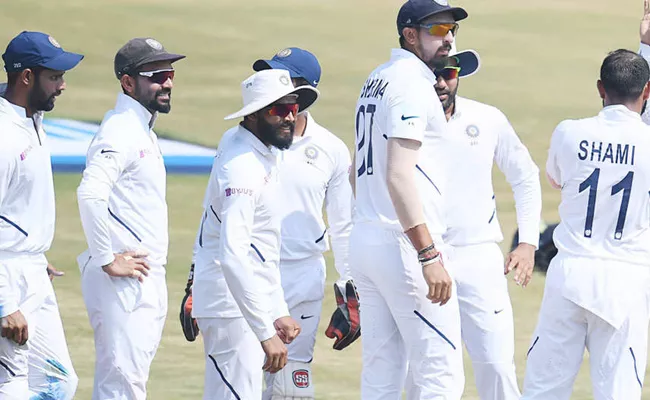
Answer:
[
  {"left": 417, "top": 243, "right": 436, "bottom": 256},
  {"left": 420, "top": 253, "right": 442, "bottom": 267}
]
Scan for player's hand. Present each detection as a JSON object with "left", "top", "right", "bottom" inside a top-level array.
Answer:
[
  {"left": 274, "top": 316, "right": 301, "bottom": 344},
  {"left": 102, "top": 250, "right": 150, "bottom": 282},
  {"left": 422, "top": 257, "right": 452, "bottom": 305},
  {"left": 1, "top": 310, "right": 28, "bottom": 345},
  {"left": 641, "top": 0, "right": 650, "bottom": 45},
  {"left": 505, "top": 243, "right": 535, "bottom": 287},
  {"left": 46, "top": 263, "right": 65, "bottom": 282},
  {"left": 261, "top": 334, "right": 288, "bottom": 373}
]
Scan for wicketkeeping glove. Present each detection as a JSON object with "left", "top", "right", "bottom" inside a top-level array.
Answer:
[
  {"left": 179, "top": 263, "right": 200, "bottom": 342},
  {"left": 325, "top": 279, "right": 360, "bottom": 350}
]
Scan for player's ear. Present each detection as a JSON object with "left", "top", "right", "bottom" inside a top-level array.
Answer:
[
  {"left": 643, "top": 81, "right": 650, "bottom": 101},
  {"left": 596, "top": 79, "right": 606, "bottom": 101},
  {"left": 402, "top": 27, "right": 418, "bottom": 47},
  {"left": 120, "top": 74, "right": 136, "bottom": 96}
]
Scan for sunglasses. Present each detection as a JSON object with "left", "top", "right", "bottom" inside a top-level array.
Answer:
[
  {"left": 419, "top": 23, "right": 459, "bottom": 37},
  {"left": 434, "top": 66, "right": 461, "bottom": 80},
  {"left": 267, "top": 103, "right": 299, "bottom": 118},
  {"left": 138, "top": 69, "right": 175, "bottom": 84}
]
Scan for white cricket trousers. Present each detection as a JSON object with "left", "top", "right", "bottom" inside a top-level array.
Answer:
[
  {"left": 197, "top": 317, "right": 265, "bottom": 400},
  {"left": 0, "top": 252, "right": 78, "bottom": 400},
  {"left": 350, "top": 224, "right": 464, "bottom": 400},
  {"left": 522, "top": 256, "right": 650, "bottom": 400},
  {"left": 454, "top": 243, "right": 520, "bottom": 400},
  {"left": 263, "top": 255, "right": 326, "bottom": 400},
  {"left": 81, "top": 261, "right": 167, "bottom": 400}
]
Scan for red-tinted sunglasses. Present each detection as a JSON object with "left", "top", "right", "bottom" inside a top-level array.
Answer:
[
  {"left": 267, "top": 103, "right": 299, "bottom": 118},
  {"left": 434, "top": 66, "right": 461, "bottom": 80},
  {"left": 138, "top": 69, "right": 175, "bottom": 84}
]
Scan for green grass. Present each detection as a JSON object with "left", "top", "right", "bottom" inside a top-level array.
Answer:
[{"left": 2, "top": 0, "right": 650, "bottom": 398}]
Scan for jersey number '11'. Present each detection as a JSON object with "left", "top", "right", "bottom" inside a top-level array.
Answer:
[
  {"left": 579, "top": 168, "right": 633, "bottom": 240},
  {"left": 356, "top": 104, "right": 376, "bottom": 177}
]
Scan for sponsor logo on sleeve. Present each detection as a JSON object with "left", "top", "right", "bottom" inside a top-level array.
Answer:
[{"left": 225, "top": 188, "right": 254, "bottom": 197}]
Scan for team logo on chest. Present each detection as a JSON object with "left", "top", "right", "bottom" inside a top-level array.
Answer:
[
  {"left": 465, "top": 124, "right": 480, "bottom": 145},
  {"left": 304, "top": 146, "right": 319, "bottom": 164}
]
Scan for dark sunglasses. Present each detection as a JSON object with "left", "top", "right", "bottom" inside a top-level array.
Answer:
[
  {"left": 267, "top": 103, "right": 299, "bottom": 118},
  {"left": 418, "top": 23, "right": 459, "bottom": 37},
  {"left": 138, "top": 68, "right": 175, "bottom": 84},
  {"left": 434, "top": 66, "right": 461, "bottom": 80}
]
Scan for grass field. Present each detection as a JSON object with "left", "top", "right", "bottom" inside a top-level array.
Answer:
[{"left": 2, "top": 0, "right": 649, "bottom": 398}]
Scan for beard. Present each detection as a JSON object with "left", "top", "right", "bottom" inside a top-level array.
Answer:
[
  {"left": 136, "top": 83, "right": 172, "bottom": 114},
  {"left": 28, "top": 80, "right": 57, "bottom": 112},
  {"left": 257, "top": 116, "right": 294, "bottom": 150},
  {"left": 419, "top": 42, "right": 452, "bottom": 70},
  {"left": 436, "top": 85, "right": 458, "bottom": 113}
]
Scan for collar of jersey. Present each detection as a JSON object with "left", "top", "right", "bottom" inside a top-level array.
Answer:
[
  {"left": 390, "top": 48, "right": 436, "bottom": 84},
  {"left": 114, "top": 92, "right": 156, "bottom": 132},
  {"left": 238, "top": 124, "right": 279, "bottom": 157},
  {"left": 0, "top": 95, "right": 43, "bottom": 132},
  {"left": 599, "top": 104, "right": 643, "bottom": 122}
]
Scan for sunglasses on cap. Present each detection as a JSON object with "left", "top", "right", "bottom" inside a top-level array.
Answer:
[
  {"left": 138, "top": 68, "right": 175, "bottom": 84},
  {"left": 266, "top": 103, "right": 299, "bottom": 118},
  {"left": 434, "top": 66, "right": 461, "bottom": 80},
  {"left": 419, "top": 23, "right": 459, "bottom": 37}
]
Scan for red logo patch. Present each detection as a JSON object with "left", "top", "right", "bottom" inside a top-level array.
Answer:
[{"left": 292, "top": 369, "right": 309, "bottom": 388}]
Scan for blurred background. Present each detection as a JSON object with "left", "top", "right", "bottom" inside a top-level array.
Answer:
[{"left": 1, "top": 0, "right": 647, "bottom": 398}]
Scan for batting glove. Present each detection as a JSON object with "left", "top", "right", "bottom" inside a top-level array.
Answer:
[
  {"left": 325, "top": 279, "right": 360, "bottom": 350},
  {"left": 179, "top": 263, "right": 200, "bottom": 342}
]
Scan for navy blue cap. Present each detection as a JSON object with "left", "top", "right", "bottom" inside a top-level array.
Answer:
[
  {"left": 397, "top": 0, "right": 468, "bottom": 36},
  {"left": 252, "top": 48, "right": 321, "bottom": 88},
  {"left": 3, "top": 31, "right": 83, "bottom": 73}
]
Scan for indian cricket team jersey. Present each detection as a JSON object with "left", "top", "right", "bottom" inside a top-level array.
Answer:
[
  {"left": 548, "top": 105, "right": 650, "bottom": 265},
  {"left": 443, "top": 97, "right": 541, "bottom": 247},
  {"left": 353, "top": 49, "right": 449, "bottom": 236},
  {"left": 0, "top": 96, "right": 55, "bottom": 254},
  {"left": 193, "top": 125, "right": 288, "bottom": 342},
  {"left": 278, "top": 112, "right": 352, "bottom": 277}
]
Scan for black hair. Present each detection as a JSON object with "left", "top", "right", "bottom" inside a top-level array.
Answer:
[
  {"left": 6, "top": 66, "right": 44, "bottom": 88},
  {"left": 600, "top": 49, "right": 650, "bottom": 103},
  {"left": 292, "top": 77, "right": 310, "bottom": 87}
]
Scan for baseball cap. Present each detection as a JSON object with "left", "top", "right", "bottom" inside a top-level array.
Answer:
[
  {"left": 449, "top": 42, "right": 480, "bottom": 78},
  {"left": 252, "top": 47, "right": 321, "bottom": 88},
  {"left": 397, "top": 0, "right": 468, "bottom": 36},
  {"left": 2, "top": 31, "right": 84, "bottom": 73},
  {"left": 114, "top": 37, "right": 185, "bottom": 79}
]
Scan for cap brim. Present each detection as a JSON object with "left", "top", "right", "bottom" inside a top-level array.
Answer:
[
  {"left": 40, "top": 52, "right": 84, "bottom": 71},
  {"left": 138, "top": 53, "right": 186, "bottom": 69},
  {"left": 452, "top": 49, "right": 480, "bottom": 77},
  {"left": 252, "top": 59, "right": 303, "bottom": 79},
  {"left": 420, "top": 6, "right": 468, "bottom": 23},
  {"left": 224, "top": 85, "right": 320, "bottom": 121}
]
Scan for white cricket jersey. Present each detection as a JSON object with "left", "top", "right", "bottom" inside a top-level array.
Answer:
[
  {"left": 0, "top": 93, "right": 54, "bottom": 254},
  {"left": 77, "top": 93, "right": 168, "bottom": 268},
  {"left": 278, "top": 112, "right": 352, "bottom": 278},
  {"left": 353, "top": 49, "right": 449, "bottom": 236},
  {"left": 547, "top": 105, "right": 650, "bottom": 265},
  {"left": 639, "top": 43, "right": 650, "bottom": 125},
  {"left": 192, "top": 125, "right": 289, "bottom": 342},
  {"left": 443, "top": 97, "right": 542, "bottom": 247}
]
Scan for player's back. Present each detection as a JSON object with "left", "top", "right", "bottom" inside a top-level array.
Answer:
[
  {"left": 549, "top": 106, "right": 650, "bottom": 265},
  {"left": 353, "top": 49, "right": 448, "bottom": 235}
]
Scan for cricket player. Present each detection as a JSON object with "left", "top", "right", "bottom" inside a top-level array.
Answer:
[
  {"left": 192, "top": 69, "right": 318, "bottom": 400},
  {"left": 522, "top": 49, "right": 650, "bottom": 399},
  {"left": 0, "top": 31, "right": 82, "bottom": 399},
  {"left": 76, "top": 37, "right": 185, "bottom": 400},
  {"left": 251, "top": 48, "right": 356, "bottom": 399},
  {"left": 433, "top": 47, "right": 542, "bottom": 399},
  {"left": 349, "top": 0, "right": 468, "bottom": 398}
]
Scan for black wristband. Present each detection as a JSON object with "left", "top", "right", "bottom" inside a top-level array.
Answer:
[{"left": 417, "top": 243, "right": 436, "bottom": 256}]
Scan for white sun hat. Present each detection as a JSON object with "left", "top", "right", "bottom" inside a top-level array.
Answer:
[
  {"left": 449, "top": 41, "right": 481, "bottom": 78},
  {"left": 224, "top": 69, "right": 320, "bottom": 120}
]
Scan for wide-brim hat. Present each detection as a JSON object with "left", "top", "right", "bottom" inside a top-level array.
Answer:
[{"left": 224, "top": 69, "right": 319, "bottom": 120}]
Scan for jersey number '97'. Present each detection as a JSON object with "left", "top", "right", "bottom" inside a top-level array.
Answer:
[
  {"left": 356, "top": 104, "right": 376, "bottom": 177},
  {"left": 579, "top": 168, "right": 633, "bottom": 240}
]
